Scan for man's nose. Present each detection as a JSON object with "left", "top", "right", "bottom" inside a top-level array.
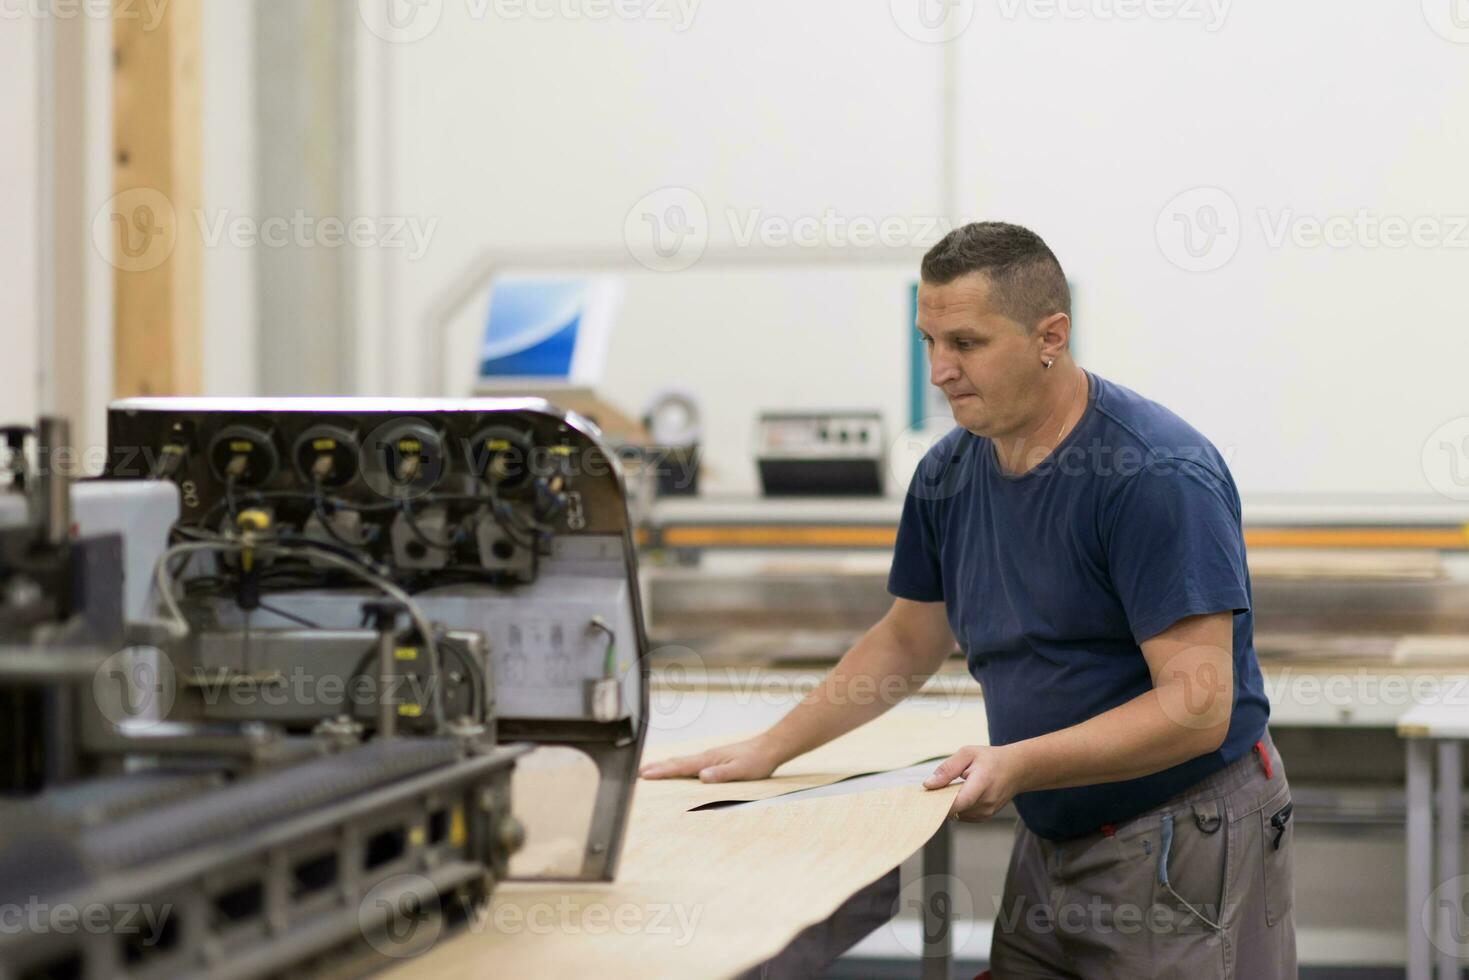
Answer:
[{"left": 929, "top": 349, "right": 960, "bottom": 388}]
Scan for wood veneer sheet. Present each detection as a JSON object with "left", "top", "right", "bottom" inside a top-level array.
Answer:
[
  {"left": 641, "top": 700, "right": 988, "bottom": 810},
  {"left": 384, "top": 780, "right": 961, "bottom": 980}
]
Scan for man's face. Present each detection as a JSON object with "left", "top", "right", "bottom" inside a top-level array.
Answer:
[{"left": 916, "top": 273, "right": 1048, "bottom": 438}]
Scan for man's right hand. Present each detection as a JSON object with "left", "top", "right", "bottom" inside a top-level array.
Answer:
[{"left": 638, "top": 736, "right": 786, "bottom": 783}]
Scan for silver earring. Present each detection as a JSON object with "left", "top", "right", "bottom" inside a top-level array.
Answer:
[{"left": 1045, "top": 360, "right": 1054, "bottom": 369}]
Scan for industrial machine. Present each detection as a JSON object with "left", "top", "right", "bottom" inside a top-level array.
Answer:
[
  {"left": 0, "top": 398, "right": 650, "bottom": 980},
  {"left": 756, "top": 411, "right": 885, "bottom": 497}
]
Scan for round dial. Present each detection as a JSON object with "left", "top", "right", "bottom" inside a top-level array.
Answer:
[
  {"left": 468, "top": 425, "right": 534, "bottom": 496},
  {"left": 293, "top": 424, "right": 360, "bottom": 489},
  {"left": 207, "top": 425, "right": 279, "bottom": 488},
  {"left": 363, "top": 420, "right": 445, "bottom": 499}
]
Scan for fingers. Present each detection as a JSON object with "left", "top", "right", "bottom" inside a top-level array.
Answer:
[
  {"left": 950, "top": 768, "right": 984, "bottom": 816},
  {"left": 639, "top": 751, "right": 712, "bottom": 780},
  {"left": 923, "top": 747, "right": 976, "bottom": 789},
  {"left": 697, "top": 761, "right": 740, "bottom": 783}
]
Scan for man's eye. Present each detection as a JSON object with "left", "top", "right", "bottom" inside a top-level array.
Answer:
[{"left": 955, "top": 341, "right": 973, "bottom": 351}]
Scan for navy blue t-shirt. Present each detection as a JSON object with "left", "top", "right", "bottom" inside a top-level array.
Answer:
[{"left": 888, "top": 371, "right": 1269, "bottom": 841}]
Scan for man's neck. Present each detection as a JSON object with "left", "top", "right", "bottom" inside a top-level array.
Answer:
[{"left": 991, "top": 364, "right": 1089, "bottom": 477}]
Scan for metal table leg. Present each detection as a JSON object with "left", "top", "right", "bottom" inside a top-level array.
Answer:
[
  {"left": 1435, "top": 741, "right": 1462, "bottom": 980},
  {"left": 1407, "top": 739, "right": 1433, "bottom": 980},
  {"left": 921, "top": 820, "right": 954, "bottom": 980}
]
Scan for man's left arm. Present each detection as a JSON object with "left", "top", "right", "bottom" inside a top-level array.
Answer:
[{"left": 924, "top": 610, "right": 1234, "bottom": 821}]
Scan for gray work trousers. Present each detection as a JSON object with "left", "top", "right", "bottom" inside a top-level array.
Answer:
[{"left": 990, "top": 730, "right": 1296, "bottom": 979}]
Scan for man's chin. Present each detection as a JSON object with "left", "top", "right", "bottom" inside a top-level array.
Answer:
[{"left": 949, "top": 399, "right": 992, "bottom": 433}]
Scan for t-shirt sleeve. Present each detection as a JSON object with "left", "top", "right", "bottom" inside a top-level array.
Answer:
[
  {"left": 1104, "top": 458, "right": 1251, "bottom": 644},
  {"left": 886, "top": 469, "right": 946, "bottom": 603}
]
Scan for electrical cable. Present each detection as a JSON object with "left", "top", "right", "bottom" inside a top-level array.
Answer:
[{"left": 148, "top": 538, "right": 448, "bottom": 733}]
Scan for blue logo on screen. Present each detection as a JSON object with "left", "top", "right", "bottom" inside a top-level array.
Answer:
[{"left": 478, "top": 279, "right": 587, "bottom": 379}]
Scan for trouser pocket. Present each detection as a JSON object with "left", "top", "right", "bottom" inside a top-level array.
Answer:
[
  {"left": 1154, "top": 800, "right": 1228, "bottom": 936},
  {"left": 1261, "top": 789, "right": 1294, "bottom": 927}
]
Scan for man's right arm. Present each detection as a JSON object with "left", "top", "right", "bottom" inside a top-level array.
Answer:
[{"left": 638, "top": 597, "right": 955, "bottom": 783}]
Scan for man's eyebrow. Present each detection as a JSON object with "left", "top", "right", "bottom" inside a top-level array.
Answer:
[{"left": 916, "top": 324, "right": 984, "bottom": 339}]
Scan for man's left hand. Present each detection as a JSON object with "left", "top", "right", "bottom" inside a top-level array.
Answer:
[{"left": 922, "top": 744, "right": 1024, "bottom": 822}]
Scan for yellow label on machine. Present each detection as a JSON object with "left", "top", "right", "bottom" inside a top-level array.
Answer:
[
  {"left": 398, "top": 438, "right": 421, "bottom": 452},
  {"left": 394, "top": 647, "right": 419, "bottom": 661},
  {"left": 312, "top": 438, "right": 336, "bottom": 451},
  {"left": 449, "top": 805, "right": 467, "bottom": 846},
  {"left": 397, "top": 703, "right": 423, "bottom": 718},
  {"left": 487, "top": 439, "right": 510, "bottom": 450},
  {"left": 229, "top": 440, "right": 253, "bottom": 452}
]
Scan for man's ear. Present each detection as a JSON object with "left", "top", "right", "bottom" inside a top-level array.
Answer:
[{"left": 1036, "top": 312, "right": 1071, "bottom": 360}]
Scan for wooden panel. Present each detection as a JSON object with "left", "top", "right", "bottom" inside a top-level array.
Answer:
[
  {"left": 388, "top": 707, "right": 981, "bottom": 978},
  {"left": 110, "top": 0, "right": 201, "bottom": 397}
]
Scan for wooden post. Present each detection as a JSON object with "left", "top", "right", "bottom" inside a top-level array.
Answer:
[{"left": 108, "top": 0, "right": 201, "bottom": 397}]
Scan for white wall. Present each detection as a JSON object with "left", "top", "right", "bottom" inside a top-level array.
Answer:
[
  {"left": 1, "top": 16, "right": 41, "bottom": 428},
  {"left": 355, "top": 0, "right": 1469, "bottom": 503},
  {"left": 955, "top": 1, "right": 1469, "bottom": 502}
]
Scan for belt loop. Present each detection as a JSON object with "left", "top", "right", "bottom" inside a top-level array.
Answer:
[
  {"left": 1253, "top": 739, "right": 1273, "bottom": 780},
  {"left": 1193, "top": 800, "right": 1222, "bottom": 834}
]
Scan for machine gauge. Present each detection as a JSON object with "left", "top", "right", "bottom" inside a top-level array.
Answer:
[
  {"left": 293, "top": 425, "right": 360, "bottom": 489},
  {"left": 207, "top": 425, "right": 279, "bottom": 488}
]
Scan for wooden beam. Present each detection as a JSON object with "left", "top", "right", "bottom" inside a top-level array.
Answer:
[{"left": 109, "top": 0, "right": 201, "bottom": 397}]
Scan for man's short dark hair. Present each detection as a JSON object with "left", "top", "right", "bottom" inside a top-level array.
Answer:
[{"left": 921, "top": 221, "right": 1071, "bottom": 329}]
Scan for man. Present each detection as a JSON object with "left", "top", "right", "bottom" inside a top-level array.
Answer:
[{"left": 641, "top": 222, "right": 1294, "bottom": 978}]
